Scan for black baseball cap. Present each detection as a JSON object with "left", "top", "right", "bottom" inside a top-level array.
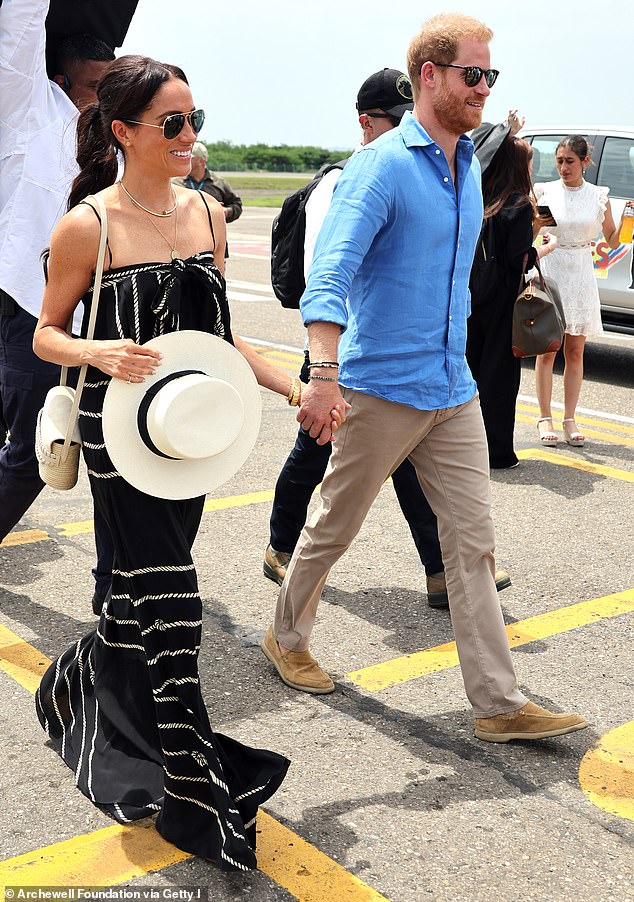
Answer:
[{"left": 356, "top": 68, "right": 414, "bottom": 119}]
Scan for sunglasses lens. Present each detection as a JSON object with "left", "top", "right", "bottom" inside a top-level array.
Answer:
[
  {"left": 191, "top": 109, "right": 205, "bottom": 134},
  {"left": 464, "top": 67, "right": 482, "bottom": 87},
  {"left": 163, "top": 114, "right": 185, "bottom": 139},
  {"left": 486, "top": 70, "right": 499, "bottom": 88}
]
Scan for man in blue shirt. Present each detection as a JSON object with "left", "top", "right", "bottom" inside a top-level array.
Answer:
[{"left": 262, "top": 12, "right": 588, "bottom": 743}]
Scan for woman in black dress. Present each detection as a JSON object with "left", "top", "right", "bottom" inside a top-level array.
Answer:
[
  {"left": 32, "top": 56, "right": 338, "bottom": 870},
  {"left": 467, "top": 133, "right": 557, "bottom": 469}
]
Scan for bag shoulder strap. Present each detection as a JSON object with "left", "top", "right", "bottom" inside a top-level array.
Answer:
[{"left": 60, "top": 194, "right": 109, "bottom": 454}]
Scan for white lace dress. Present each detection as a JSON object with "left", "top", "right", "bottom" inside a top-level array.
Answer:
[{"left": 534, "top": 180, "right": 609, "bottom": 337}]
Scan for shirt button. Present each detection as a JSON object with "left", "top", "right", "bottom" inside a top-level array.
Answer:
[
  {"left": 452, "top": 280, "right": 456, "bottom": 285},
  {"left": 449, "top": 315, "right": 453, "bottom": 321},
  {"left": 443, "top": 177, "right": 449, "bottom": 182},
  {"left": 435, "top": 149, "right": 441, "bottom": 155}
]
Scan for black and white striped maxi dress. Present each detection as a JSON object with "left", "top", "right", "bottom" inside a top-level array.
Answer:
[{"left": 35, "top": 250, "right": 289, "bottom": 871}]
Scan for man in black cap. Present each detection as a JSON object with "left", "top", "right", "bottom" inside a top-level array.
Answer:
[{"left": 264, "top": 67, "right": 511, "bottom": 610}]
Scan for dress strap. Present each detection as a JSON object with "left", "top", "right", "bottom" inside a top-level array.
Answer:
[
  {"left": 80, "top": 200, "right": 113, "bottom": 268},
  {"left": 197, "top": 193, "right": 216, "bottom": 251}
]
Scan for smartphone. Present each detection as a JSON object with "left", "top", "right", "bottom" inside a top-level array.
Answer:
[{"left": 537, "top": 204, "right": 557, "bottom": 226}]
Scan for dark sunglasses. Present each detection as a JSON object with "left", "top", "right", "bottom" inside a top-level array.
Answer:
[
  {"left": 433, "top": 63, "right": 499, "bottom": 88},
  {"left": 125, "top": 108, "right": 205, "bottom": 140}
]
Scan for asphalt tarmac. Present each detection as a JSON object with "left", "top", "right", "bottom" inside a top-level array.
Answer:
[{"left": 1, "top": 208, "right": 633, "bottom": 902}]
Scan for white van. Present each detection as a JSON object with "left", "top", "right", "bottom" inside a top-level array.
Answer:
[{"left": 521, "top": 127, "right": 634, "bottom": 333}]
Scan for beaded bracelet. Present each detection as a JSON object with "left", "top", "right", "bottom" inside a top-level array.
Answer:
[
  {"left": 308, "top": 361, "right": 339, "bottom": 369},
  {"left": 310, "top": 374, "right": 338, "bottom": 382}
]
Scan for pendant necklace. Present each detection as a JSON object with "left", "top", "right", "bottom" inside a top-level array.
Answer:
[{"left": 119, "top": 182, "right": 180, "bottom": 259}]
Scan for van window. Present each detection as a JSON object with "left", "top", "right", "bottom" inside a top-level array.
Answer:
[
  {"left": 526, "top": 135, "right": 568, "bottom": 183},
  {"left": 596, "top": 137, "right": 634, "bottom": 199}
]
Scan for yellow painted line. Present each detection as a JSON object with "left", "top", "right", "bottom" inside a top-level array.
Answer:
[
  {"left": 347, "top": 589, "right": 634, "bottom": 692},
  {"left": 0, "top": 623, "right": 51, "bottom": 694},
  {"left": 516, "top": 402, "right": 634, "bottom": 436},
  {"left": 204, "top": 489, "right": 274, "bottom": 513},
  {"left": 516, "top": 414, "right": 634, "bottom": 448},
  {"left": 579, "top": 721, "right": 634, "bottom": 822},
  {"left": 52, "top": 490, "right": 278, "bottom": 539},
  {"left": 0, "top": 823, "right": 189, "bottom": 887},
  {"left": 256, "top": 348, "right": 304, "bottom": 364},
  {"left": 256, "top": 809, "right": 389, "bottom": 901},
  {"left": 0, "top": 631, "right": 384, "bottom": 899},
  {"left": 517, "top": 448, "right": 634, "bottom": 482},
  {"left": 0, "top": 528, "right": 52, "bottom": 547}
]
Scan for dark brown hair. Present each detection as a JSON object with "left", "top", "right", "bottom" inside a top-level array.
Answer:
[
  {"left": 556, "top": 134, "right": 592, "bottom": 163},
  {"left": 482, "top": 136, "right": 534, "bottom": 219},
  {"left": 67, "top": 55, "right": 188, "bottom": 210}
]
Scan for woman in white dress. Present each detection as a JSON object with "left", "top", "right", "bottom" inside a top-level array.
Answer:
[{"left": 534, "top": 135, "right": 624, "bottom": 446}]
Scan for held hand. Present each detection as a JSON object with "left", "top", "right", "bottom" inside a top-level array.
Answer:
[
  {"left": 541, "top": 233, "right": 558, "bottom": 252},
  {"left": 84, "top": 338, "right": 162, "bottom": 383},
  {"left": 297, "top": 380, "right": 348, "bottom": 445}
]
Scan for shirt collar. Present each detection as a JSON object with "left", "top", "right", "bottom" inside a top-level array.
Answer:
[{"left": 399, "top": 110, "right": 475, "bottom": 163}]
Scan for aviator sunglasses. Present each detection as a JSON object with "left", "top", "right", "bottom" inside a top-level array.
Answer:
[
  {"left": 125, "top": 108, "right": 205, "bottom": 140},
  {"left": 433, "top": 63, "right": 499, "bottom": 88}
]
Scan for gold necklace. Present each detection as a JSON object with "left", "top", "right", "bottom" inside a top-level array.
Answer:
[
  {"left": 120, "top": 183, "right": 180, "bottom": 259},
  {"left": 119, "top": 180, "right": 177, "bottom": 217}
]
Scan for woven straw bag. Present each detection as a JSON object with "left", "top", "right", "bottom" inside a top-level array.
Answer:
[{"left": 35, "top": 195, "right": 108, "bottom": 490}]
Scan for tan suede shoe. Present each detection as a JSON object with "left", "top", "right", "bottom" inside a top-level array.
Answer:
[
  {"left": 261, "top": 626, "right": 334, "bottom": 694},
  {"left": 426, "top": 568, "right": 512, "bottom": 609},
  {"left": 475, "top": 701, "right": 589, "bottom": 742},
  {"left": 263, "top": 545, "right": 291, "bottom": 586}
]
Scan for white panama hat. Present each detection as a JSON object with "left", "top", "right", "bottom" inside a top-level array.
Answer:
[{"left": 102, "top": 330, "right": 262, "bottom": 500}]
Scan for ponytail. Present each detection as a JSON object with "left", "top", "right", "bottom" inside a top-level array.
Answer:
[{"left": 67, "top": 103, "right": 118, "bottom": 210}]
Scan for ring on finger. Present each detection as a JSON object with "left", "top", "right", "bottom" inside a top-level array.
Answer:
[{"left": 127, "top": 374, "right": 132, "bottom": 384}]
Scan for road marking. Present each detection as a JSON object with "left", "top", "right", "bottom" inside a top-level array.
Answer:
[
  {"left": 0, "top": 823, "right": 189, "bottom": 888},
  {"left": 0, "top": 528, "right": 51, "bottom": 547},
  {"left": 517, "top": 448, "right": 634, "bottom": 482},
  {"left": 228, "top": 291, "right": 276, "bottom": 303},
  {"left": 346, "top": 589, "right": 634, "bottom": 692},
  {"left": 228, "top": 279, "right": 276, "bottom": 293},
  {"left": 256, "top": 810, "right": 389, "bottom": 901},
  {"left": 517, "top": 402, "right": 634, "bottom": 436},
  {"left": 516, "top": 413, "right": 634, "bottom": 448},
  {"left": 0, "top": 625, "right": 386, "bottom": 899},
  {"left": 517, "top": 393, "right": 634, "bottom": 426},
  {"left": 0, "top": 623, "right": 51, "bottom": 694},
  {"left": 578, "top": 722, "right": 634, "bottom": 822},
  {"left": 0, "top": 813, "right": 387, "bottom": 900}
]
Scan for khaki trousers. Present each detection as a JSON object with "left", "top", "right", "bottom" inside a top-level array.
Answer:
[{"left": 274, "top": 390, "right": 527, "bottom": 717}]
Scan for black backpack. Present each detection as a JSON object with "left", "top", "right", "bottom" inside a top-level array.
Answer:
[{"left": 271, "top": 159, "right": 348, "bottom": 308}]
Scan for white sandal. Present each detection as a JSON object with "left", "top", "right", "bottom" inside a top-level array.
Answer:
[
  {"left": 537, "top": 417, "right": 558, "bottom": 447},
  {"left": 562, "top": 418, "right": 585, "bottom": 447}
]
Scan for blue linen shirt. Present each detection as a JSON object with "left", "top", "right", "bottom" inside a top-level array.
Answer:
[{"left": 300, "top": 111, "right": 482, "bottom": 411}]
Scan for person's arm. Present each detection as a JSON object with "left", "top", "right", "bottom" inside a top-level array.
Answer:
[
  {"left": 503, "top": 200, "right": 556, "bottom": 269},
  {"left": 0, "top": 0, "right": 51, "bottom": 119},
  {"left": 601, "top": 195, "right": 625, "bottom": 250},
  {"left": 214, "top": 176, "right": 242, "bottom": 223},
  {"left": 34, "top": 204, "right": 160, "bottom": 379},
  {"left": 295, "top": 150, "right": 391, "bottom": 443}
]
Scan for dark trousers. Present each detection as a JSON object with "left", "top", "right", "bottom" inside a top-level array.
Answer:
[
  {"left": 0, "top": 296, "right": 114, "bottom": 596},
  {"left": 269, "top": 360, "right": 443, "bottom": 575},
  {"left": 466, "top": 297, "right": 521, "bottom": 469}
]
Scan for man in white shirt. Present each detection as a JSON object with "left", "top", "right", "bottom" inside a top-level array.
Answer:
[{"left": 0, "top": 1, "right": 114, "bottom": 607}]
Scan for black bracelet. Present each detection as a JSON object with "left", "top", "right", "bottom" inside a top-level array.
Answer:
[
  {"left": 308, "top": 361, "right": 339, "bottom": 368},
  {"left": 310, "top": 374, "right": 338, "bottom": 382}
]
